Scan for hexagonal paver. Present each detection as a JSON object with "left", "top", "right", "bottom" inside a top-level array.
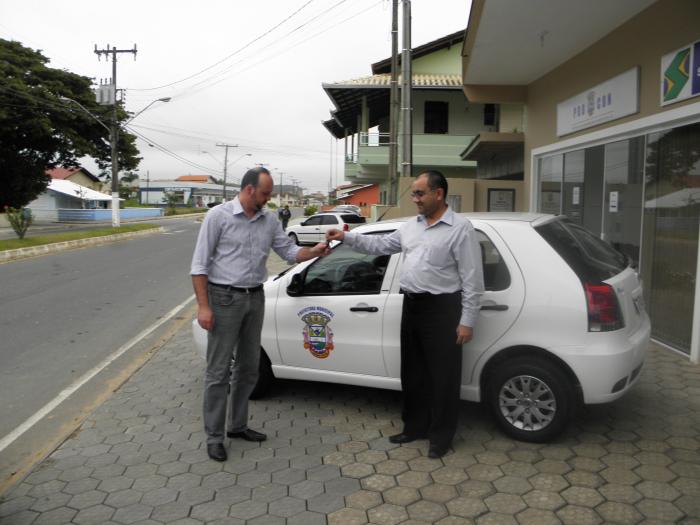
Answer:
[
  {"left": 522, "top": 489, "right": 565, "bottom": 511},
  {"left": 251, "top": 483, "right": 287, "bottom": 502},
  {"left": 375, "top": 460, "right": 409, "bottom": 476},
  {"left": 367, "top": 503, "right": 409, "bottom": 525},
  {"left": 516, "top": 508, "right": 561, "bottom": 525},
  {"left": 596, "top": 501, "right": 643, "bottom": 525},
  {"left": 635, "top": 498, "right": 684, "bottom": 522},
  {"left": 484, "top": 493, "right": 526, "bottom": 514},
  {"left": 289, "top": 479, "right": 324, "bottom": 500},
  {"left": 560, "top": 486, "right": 604, "bottom": 507},
  {"left": 383, "top": 486, "right": 420, "bottom": 506},
  {"left": 66, "top": 489, "right": 107, "bottom": 510},
  {"left": 431, "top": 466, "right": 469, "bottom": 486},
  {"left": 407, "top": 499, "right": 448, "bottom": 522},
  {"left": 556, "top": 504, "right": 602, "bottom": 525},
  {"left": 72, "top": 504, "right": 115, "bottom": 525},
  {"left": 492, "top": 476, "right": 532, "bottom": 495},
  {"left": 104, "top": 488, "right": 142, "bottom": 508},
  {"left": 361, "top": 474, "right": 397, "bottom": 492},
  {"left": 342, "top": 463, "right": 375, "bottom": 479},
  {"left": 328, "top": 507, "right": 368, "bottom": 525},
  {"left": 306, "top": 492, "right": 345, "bottom": 514},
  {"left": 268, "top": 496, "right": 306, "bottom": 517},
  {"left": 111, "top": 503, "right": 153, "bottom": 524},
  {"left": 346, "top": 489, "right": 383, "bottom": 510},
  {"left": 465, "top": 464, "right": 503, "bottom": 482},
  {"left": 192, "top": 499, "right": 235, "bottom": 521}
]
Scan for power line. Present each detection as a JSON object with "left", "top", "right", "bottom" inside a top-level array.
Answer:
[
  {"left": 125, "top": 126, "right": 223, "bottom": 176},
  {"left": 165, "top": 0, "right": 353, "bottom": 98},
  {"left": 128, "top": 0, "right": 316, "bottom": 92},
  {"left": 128, "top": 122, "right": 330, "bottom": 157},
  {"left": 166, "top": 0, "right": 382, "bottom": 102}
]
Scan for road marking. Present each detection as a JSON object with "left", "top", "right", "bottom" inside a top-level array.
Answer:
[{"left": 0, "top": 294, "right": 196, "bottom": 454}]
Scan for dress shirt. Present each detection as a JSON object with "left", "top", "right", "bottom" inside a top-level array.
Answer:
[
  {"left": 190, "top": 197, "right": 301, "bottom": 287},
  {"left": 343, "top": 207, "right": 484, "bottom": 327}
]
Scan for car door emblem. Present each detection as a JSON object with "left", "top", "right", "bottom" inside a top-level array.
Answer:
[{"left": 299, "top": 307, "right": 335, "bottom": 359}]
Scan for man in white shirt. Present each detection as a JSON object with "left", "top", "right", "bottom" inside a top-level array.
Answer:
[{"left": 326, "top": 170, "right": 484, "bottom": 458}]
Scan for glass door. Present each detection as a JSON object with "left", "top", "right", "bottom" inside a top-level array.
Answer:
[
  {"left": 603, "top": 137, "right": 645, "bottom": 266},
  {"left": 641, "top": 123, "right": 700, "bottom": 353}
]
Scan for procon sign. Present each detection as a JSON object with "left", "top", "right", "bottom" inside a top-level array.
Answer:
[{"left": 556, "top": 67, "right": 640, "bottom": 137}]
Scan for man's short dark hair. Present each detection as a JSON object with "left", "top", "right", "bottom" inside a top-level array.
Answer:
[
  {"left": 241, "top": 167, "right": 271, "bottom": 190},
  {"left": 419, "top": 170, "right": 448, "bottom": 197}
]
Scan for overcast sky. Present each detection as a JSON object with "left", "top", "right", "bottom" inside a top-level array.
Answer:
[{"left": 1, "top": 0, "right": 470, "bottom": 193}]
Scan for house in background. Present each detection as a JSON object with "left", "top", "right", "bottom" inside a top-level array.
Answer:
[
  {"left": 335, "top": 184, "right": 379, "bottom": 216},
  {"left": 47, "top": 167, "right": 103, "bottom": 191},
  {"left": 321, "top": 30, "right": 525, "bottom": 217},
  {"left": 140, "top": 178, "right": 237, "bottom": 207},
  {"left": 27, "top": 179, "right": 115, "bottom": 221}
]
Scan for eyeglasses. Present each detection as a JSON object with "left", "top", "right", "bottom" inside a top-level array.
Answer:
[{"left": 410, "top": 190, "right": 433, "bottom": 199}]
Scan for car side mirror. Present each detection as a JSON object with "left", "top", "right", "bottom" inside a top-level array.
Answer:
[{"left": 287, "top": 273, "right": 304, "bottom": 296}]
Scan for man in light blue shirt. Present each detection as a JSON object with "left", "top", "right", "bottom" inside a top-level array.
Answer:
[
  {"left": 326, "top": 170, "right": 484, "bottom": 458},
  {"left": 191, "top": 167, "right": 329, "bottom": 462}
]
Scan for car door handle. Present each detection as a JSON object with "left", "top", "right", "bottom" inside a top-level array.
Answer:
[
  {"left": 350, "top": 306, "right": 379, "bottom": 312},
  {"left": 480, "top": 304, "right": 508, "bottom": 311}
]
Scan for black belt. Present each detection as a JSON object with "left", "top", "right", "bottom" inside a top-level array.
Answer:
[
  {"left": 400, "top": 289, "right": 460, "bottom": 300},
  {"left": 209, "top": 282, "right": 263, "bottom": 293}
]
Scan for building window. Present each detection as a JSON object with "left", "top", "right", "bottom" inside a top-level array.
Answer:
[
  {"left": 424, "top": 101, "right": 448, "bottom": 134},
  {"left": 484, "top": 104, "right": 497, "bottom": 127}
]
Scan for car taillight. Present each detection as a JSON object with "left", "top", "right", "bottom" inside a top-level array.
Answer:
[
  {"left": 584, "top": 282, "right": 624, "bottom": 332},
  {"left": 343, "top": 223, "right": 349, "bottom": 231}
]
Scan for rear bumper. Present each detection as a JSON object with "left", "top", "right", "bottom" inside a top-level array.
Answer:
[{"left": 555, "top": 316, "right": 651, "bottom": 404}]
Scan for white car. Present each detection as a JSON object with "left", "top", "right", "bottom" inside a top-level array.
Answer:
[
  {"left": 193, "top": 213, "right": 650, "bottom": 442},
  {"left": 286, "top": 212, "right": 366, "bottom": 245}
]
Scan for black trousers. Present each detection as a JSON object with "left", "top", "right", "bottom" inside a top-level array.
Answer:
[{"left": 400, "top": 291, "right": 462, "bottom": 449}]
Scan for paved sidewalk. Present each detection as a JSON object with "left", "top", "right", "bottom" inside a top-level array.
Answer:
[{"left": 2, "top": 267, "right": 700, "bottom": 524}]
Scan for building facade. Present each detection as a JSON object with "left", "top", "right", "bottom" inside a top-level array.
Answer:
[{"left": 463, "top": 0, "right": 700, "bottom": 359}]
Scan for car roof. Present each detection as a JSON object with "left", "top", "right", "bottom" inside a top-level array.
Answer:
[{"left": 353, "top": 212, "right": 557, "bottom": 234}]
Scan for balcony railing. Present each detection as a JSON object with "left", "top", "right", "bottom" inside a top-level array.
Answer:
[{"left": 359, "top": 132, "right": 391, "bottom": 146}]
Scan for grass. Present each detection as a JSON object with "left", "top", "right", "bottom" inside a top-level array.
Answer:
[{"left": 0, "top": 223, "right": 160, "bottom": 251}]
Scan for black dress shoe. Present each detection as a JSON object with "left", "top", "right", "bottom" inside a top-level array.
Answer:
[
  {"left": 388, "top": 432, "right": 424, "bottom": 444},
  {"left": 227, "top": 428, "right": 267, "bottom": 442},
  {"left": 207, "top": 443, "right": 227, "bottom": 462},
  {"left": 428, "top": 444, "right": 448, "bottom": 459}
]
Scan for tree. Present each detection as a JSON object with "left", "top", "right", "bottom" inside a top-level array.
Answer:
[{"left": 0, "top": 39, "right": 141, "bottom": 208}]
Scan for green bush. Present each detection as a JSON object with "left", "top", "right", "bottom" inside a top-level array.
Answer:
[
  {"left": 267, "top": 202, "right": 278, "bottom": 210},
  {"left": 4, "top": 206, "right": 33, "bottom": 239},
  {"left": 304, "top": 205, "right": 318, "bottom": 216}
]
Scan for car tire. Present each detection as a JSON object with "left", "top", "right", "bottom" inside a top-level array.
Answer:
[
  {"left": 250, "top": 349, "right": 274, "bottom": 400},
  {"left": 487, "top": 356, "right": 574, "bottom": 442},
  {"left": 288, "top": 233, "right": 299, "bottom": 245}
]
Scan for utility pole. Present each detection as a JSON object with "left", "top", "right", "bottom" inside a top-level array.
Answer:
[
  {"left": 94, "top": 44, "right": 137, "bottom": 227},
  {"left": 216, "top": 143, "right": 238, "bottom": 201},
  {"left": 388, "top": 0, "right": 400, "bottom": 204},
  {"left": 400, "top": 0, "right": 413, "bottom": 179},
  {"left": 145, "top": 170, "right": 150, "bottom": 204}
]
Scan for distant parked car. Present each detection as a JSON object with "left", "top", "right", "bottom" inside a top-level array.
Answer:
[
  {"left": 330, "top": 204, "right": 362, "bottom": 215},
  {"left": 286, "top": 212, "right": 366, "bottom": 245},
  {"left": 193, "top": 213, "right": 650, "bottom": 442}
]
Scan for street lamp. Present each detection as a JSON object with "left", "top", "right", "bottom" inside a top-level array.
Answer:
[
  {"left": 125, "top": 97, "right": 171, "bottom": 125},
  {"left": 59, "top": 95, "right": 170, "bottom": 227}
]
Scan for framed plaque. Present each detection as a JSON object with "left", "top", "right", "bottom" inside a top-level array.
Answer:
[{"left": 487, "top": 188, "right": 515, "bottom": 212}]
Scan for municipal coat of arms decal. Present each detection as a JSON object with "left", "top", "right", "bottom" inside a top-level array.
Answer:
[{"left": 298, "top": 306, "right": 335, "bottom": 359}]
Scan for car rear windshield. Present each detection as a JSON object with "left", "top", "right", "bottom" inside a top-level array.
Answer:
[
  {"left": 534, "top": 219, "right": 627, "bottom": 282},
  {"left": 342, "top": 214, "right": 366, "bottom": 223}
]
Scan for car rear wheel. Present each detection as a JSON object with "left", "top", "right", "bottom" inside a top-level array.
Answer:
[
  {"left": 250, "top": 349, "right": 273, "bottom": 400},
  {"left": 288, "top": 232, "right": 299, "bottom": 245},
  {"left": 487, "top": 356, "right": 573, "bottom": 442}
]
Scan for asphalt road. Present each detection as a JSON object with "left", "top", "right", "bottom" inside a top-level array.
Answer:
[{"left": 0, "top": 217, "right": 201, "bottom": 436}]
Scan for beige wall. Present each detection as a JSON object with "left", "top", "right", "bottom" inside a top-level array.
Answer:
[
  {"left": 376, "top": 176, "right": 523, "bottom": 219},
  {"left": 524, "top": 0, "right": 700, "bottom": 205},
  {"left": 499, "top": 104, "right": 524, "bottom": 133}
]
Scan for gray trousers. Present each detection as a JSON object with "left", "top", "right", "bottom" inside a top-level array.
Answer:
[{"left": 204, "top": 285, "right": 265, "bottom": 445}]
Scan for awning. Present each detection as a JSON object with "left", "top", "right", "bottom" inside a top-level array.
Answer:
[
  {"left": 460, "top": 132, "right": 524, "bottom": 161},
  {"left": 48, "top": 179, "right": 120, "bottom": 201}
]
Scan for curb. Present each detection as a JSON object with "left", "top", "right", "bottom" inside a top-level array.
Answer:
[{"left": 0, "top": 226, "right": 165, "bottom": 263}]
